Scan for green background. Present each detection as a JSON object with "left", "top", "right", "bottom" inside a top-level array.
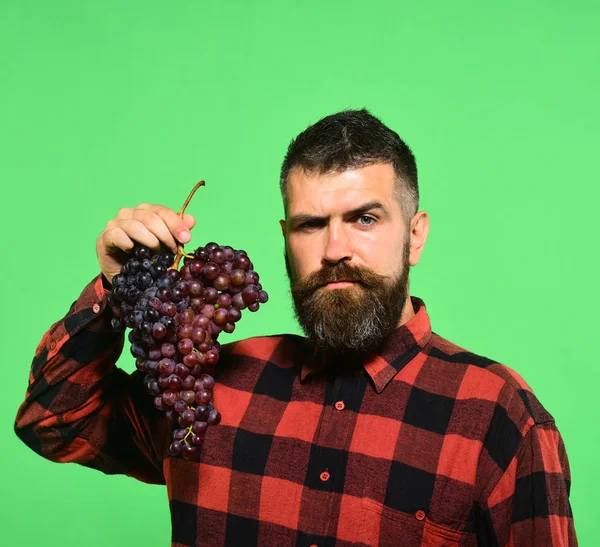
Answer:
[{"left": 2, "top": 0, "right": 597, "bottom": 545}]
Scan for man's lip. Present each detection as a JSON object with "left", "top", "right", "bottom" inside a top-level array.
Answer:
[{"left": 321, "top": 280, "right": 357, "bottom": 289}]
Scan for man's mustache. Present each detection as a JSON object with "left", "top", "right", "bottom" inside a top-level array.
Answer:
[{"left": 291, "top": 261, "right": 388, "bottom": 297}]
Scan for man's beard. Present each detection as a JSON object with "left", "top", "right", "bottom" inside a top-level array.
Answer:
[{"left": 285, "top": 241, "right": 410, "bottom": 355}]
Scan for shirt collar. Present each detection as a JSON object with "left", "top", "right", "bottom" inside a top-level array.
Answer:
[{"left": 300, "top": 296, "right": 432, "bottom": 393}]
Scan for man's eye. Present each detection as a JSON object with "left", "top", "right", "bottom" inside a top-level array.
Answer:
[{"left": 357, "top": 215, "right": 376, "bottom": 226}]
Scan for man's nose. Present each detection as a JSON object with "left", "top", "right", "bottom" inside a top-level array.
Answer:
[{"left": 322, "top": 224, "right": 352, "bottom": 265}]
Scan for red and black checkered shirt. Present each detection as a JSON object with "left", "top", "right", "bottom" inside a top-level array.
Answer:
[{"left": 15, "top": 275, "right": 576, "bottom": 546}]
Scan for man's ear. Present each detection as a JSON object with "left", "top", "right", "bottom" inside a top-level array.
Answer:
[{"left": 279, "top": 219, "right": 286, "bottom": 238}]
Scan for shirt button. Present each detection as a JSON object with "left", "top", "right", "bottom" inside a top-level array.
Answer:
[
  {"left": 50, "top": 339, "right": 57, "bottom": 350},
  {"left": 415, "top": 509, "right": 426, "bottom": 521},
  {"left": 334, "top": 401, "right": 345, "bottom": 411},
  {"left": 92, "top": 303, "right": 101, "bottom": 313},
  {"left": 319, "top": 470, "right": 330, "bottom": 482}
]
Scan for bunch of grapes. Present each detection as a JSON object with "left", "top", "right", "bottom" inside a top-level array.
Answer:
[{"left": 106, "top": 185, "right": 268, "bottom": 460}]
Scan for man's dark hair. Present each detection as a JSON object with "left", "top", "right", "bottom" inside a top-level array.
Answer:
[{"left": 280, "top": 108, "right": 419, "bottom": 224}]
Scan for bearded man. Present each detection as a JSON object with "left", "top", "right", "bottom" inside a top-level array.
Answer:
[{"left": 15, "top": 109, "right": 576, "bottom": 546}]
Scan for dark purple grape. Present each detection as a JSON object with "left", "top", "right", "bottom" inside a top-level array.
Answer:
[
  {"left": 190, "top": 260, "right": 204, "bottom": 276},
  {"left": 201, "top": 374, "right": 215, "bottom": 390},
  {"left": 242, "top": 285, "right": 259, "bottom": 304},
  {"left": 188, "top": 280, "right": 203, "bottom": 296},
  {"left": 245, "top": 271, "right": 259, "bottom": 285},
  {"left": 158, "top": 358, "right": 175, "bottom": 375},
  {"left": 207, "top": 408, "right": 221, "bottom": 426},
  {"left": 195, "top": 390, "right": 212, "bottom": 405},
  {"left": 232, "top": 292, "right": 247, "bottom": 310},
  {"left": 183, "top": 352, "right": 199, "bottom": 368},
  {"left": 203, "top": 262, "right": 219, "bottom": 281},
  {"left": 162, "top": 391, "right": 177, "bottom": 406},
  {"left": 217, "top": 293, "right": 232, "bottom": 308},
  {"left": 180, "top": 265, "right": 192, "bottom": 281},
  {"left": 134, "top": 246, "right": 151, "bottom": 260},
  {"left": 174, "top": 363, "right": 190, "bottom": 379},
  {"left": 191, "top": 328, "right": 206, "bottom": 344},
  {"left": 167, "top": 269, "right": 181, "bottom": 282},
  {"left": 213, "top": 308, "right": 229, "bottom": 326},
  {"left": 213, "top": 274, "right": 231, "bottom": 291},
  {"left": 195, "top": 405, "right": 210, "bottom": 421},
  {"left": 203, "top": 288, "right": 218, "bottom": 305},
  {"left": 160, "top": 316, "right": 177, "bottom": 331},
  {"left": 234, "top": 256, "right": 251, "bottom": 271},
  {"left": 178, "top": 338, "right": 194, "bottom": 355},
  {"left": 178, "top": 308, "right": 194, "bottom": 324},
  {"left": 158, "top": 375, "right": 170, "bottom": 389},
  {"left": 173, "top": 429, "right": 187, "bottom": 441},
  {"left": 193, "top": 314, "right": 210, "bottom": 329},
  {"left": 193, "top": 421, "right": 208, "bottom": 434},
  {"left": 248, "top": 302, "right": 260, "bottom": 312},
  {"left": 180, "top": 409, "right": 195, "bottom": 427},
  {"left": 144, "top": 308, "right": 160, "bottom": 322},
  {"left": 211, "top": 249, "right": 225, "bottom": 264},
  {"left": 231, "top": 269, "right": 246, "bottom": 286},
  {"left": 206, "top": 348, "right": 220, "bottom": 365},
  {"left": 195, "top": 247, "right": 209, "bottom": 260},
  {"left": 160, "top": 302, "right": 177, "bottom": 317},
  {"left": 190, "top": 434, "right": 204, "bottom": 447},
  {"left": 168, "top": 375, "right": 182, "bottom": 390},
  {"left": 182, "top": 374, "right": 195, "bottom": 390},
  {"left": 174, "top": 400, "right": 188, "bottom": 414},
  {"left": 177, "top": 324, "right": 193, "bottom": 340},
  {"left": 161, "top": 343, "right": 176, "bottom": 358},
  {"left": 152, "top": 322, "right": 167, "bottom": 340},
  {"left": 228, "top": 307, "right": 241, "bottom": 322},
  {"left": 169, "top": 441, "right": 183, "bottom": 456},
  {"left": 201, "top": 304, "right": 215, "bottom": 319}
]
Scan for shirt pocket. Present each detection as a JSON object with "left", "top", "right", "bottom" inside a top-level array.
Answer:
[{"left": 360, "top": 490, "right": 468, "bottom": 547}]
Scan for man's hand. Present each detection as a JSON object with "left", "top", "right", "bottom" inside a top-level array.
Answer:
[{"left": 96, "top": 203, "right": 196, "bottom": 284}]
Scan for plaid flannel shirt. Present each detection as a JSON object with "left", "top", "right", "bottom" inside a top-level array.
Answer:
[{"left": 15, "top": 275, "right": 576, "bottom": 546}]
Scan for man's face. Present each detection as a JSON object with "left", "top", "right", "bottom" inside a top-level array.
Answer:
[{"left": 281, "top": 163, "right": 422, "bottom": 353}]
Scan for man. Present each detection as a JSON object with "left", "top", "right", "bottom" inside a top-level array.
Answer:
[{"left": 15, "top": 109, "right": 576, "bottom": 546}]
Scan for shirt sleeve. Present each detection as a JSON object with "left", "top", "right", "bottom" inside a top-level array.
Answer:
[
  {"left": 13, "top": 274, "right": 172, "bottom": 485},
  {"left": 482, "top": 420, "right": 577, "bottom": 546}
]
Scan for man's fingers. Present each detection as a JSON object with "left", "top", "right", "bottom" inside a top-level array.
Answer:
[
  {"left": 131, "top": 209, "right": 179, "bottom": 252},
  {"left": 183, "top": 214, "right": 196, "bottom": 231},
  {"left": 110, "top": 220, "right": 161, "bottom": 250},
  {"left": 138, "top": 204, "right": 192, "bottom": 245},
  {"left": 102, "top": 227, "right": 135, "bottom": 253}
]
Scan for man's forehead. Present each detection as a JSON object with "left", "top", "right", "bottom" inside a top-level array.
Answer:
[{"left": 286, "top": 163, "right": 397, "bottom": 213}]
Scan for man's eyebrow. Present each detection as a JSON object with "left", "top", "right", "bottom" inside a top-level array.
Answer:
[
  {"left": 289, "top": 201, "right": 388, "bottom": 225},
  {"left": 344, "top": 201, "right": 387, "bottom": 218}
]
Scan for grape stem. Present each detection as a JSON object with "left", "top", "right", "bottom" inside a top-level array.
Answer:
[
  {"left": 170, "top": 180, "right": 205, "bottom": 270},
  {"left": 183, "top": 423, "right": 194, "bottom": 443}
]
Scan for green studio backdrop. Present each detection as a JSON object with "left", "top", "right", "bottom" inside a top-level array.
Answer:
[{"left": 1, "top": 0, "right": 598, "bottom": 545}]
